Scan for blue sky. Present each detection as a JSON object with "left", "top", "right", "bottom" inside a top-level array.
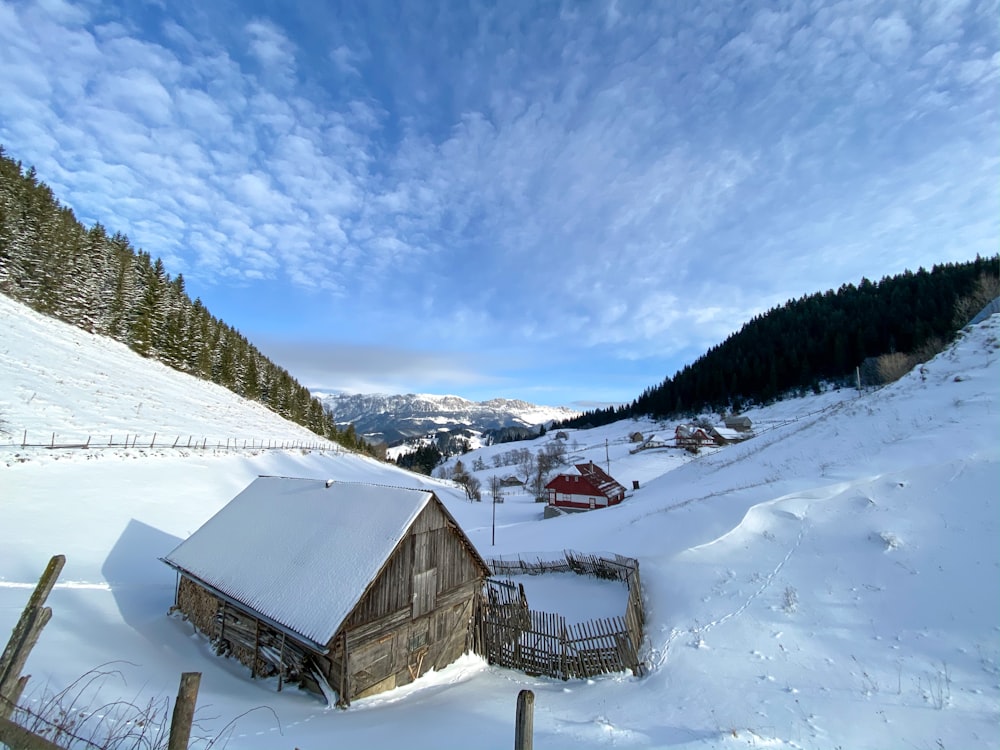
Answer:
[{"left": 1, "top": 0, "right": 997, "bottom": 408}]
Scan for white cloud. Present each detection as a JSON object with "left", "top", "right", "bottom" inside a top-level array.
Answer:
[
  {"left": 0, "top": 0, "right": 996, "bottom": 401},
  {"left": 868, "top": 13, "right": 914, "bottom": 62},
  {"left": 245, "top": 19, "right": 296, "bottom": 82}
]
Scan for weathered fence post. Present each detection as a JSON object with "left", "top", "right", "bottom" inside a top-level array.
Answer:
[
  {"left": 515, "top": 689, "right": 534, "bottom": 750},
  {"left": 167, "top": 671, "right": 201, "bottom": 750},
  {"left": 0, "top": 714, "right": 67, "bottom": 750},
  {"left": 0, "top": 555, "right": 65, "bottom": 721}
]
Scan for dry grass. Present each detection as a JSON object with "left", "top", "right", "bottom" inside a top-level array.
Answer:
[{"left": 875, "top": 336, "right": 947, "bottom": 384}]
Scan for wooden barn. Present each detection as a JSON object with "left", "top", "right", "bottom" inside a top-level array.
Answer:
[
  {"left": 162, "top": 476, "right": 490, "bottom": 706},
  {"left": 544, "top": 462, "right": 627, "bottom": 511},
  {"left": 724, "top": 415, "right": 753, "bottom": 432}
]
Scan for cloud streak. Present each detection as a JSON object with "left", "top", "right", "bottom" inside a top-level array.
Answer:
[{"left": 0, "top": 0, "right": 996, "bottom": 404}]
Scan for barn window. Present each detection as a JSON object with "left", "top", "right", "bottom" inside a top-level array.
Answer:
[{"left": 408, "top": 630, "right": 427, "bottom": 651}]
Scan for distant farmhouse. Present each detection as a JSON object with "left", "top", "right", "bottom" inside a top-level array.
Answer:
[
  {"left": 163, "top": 476, "right": 490, "bottom": 706},
  {"left": 545, "top": 462, "right": 627, "bottom": 512},
  {"left": 676, "top": 422, "right": 753, "bottom": 449},
  {"left": 674, "top": 424, "right": 716, "bottom": 448},
  {"left": 724, "top": 415, "right": 753, "bottom": 432}
]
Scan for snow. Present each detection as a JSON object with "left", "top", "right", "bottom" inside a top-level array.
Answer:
[
  {"left": 2, "top": 290, "right": 999, "bottom": 750},
  {"left": 163, "top": 478, "right": 434, "bottom": 646},
  {"left": 508, "top": 573, "right": 629, "bottom": 624}
]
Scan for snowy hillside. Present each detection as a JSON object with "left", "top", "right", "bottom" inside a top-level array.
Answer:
[
  {"left": 1, "top": 294, "right": 998, "bottom": 750},
  {"left": 0, "top": 294, "right": 335, "bottom": 459}
]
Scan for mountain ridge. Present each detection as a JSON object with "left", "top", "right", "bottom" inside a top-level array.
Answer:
[{"left": 318, "top": 392, "right": 580, "bottom": 444}]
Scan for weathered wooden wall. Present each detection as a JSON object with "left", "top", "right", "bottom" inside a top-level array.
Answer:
[
  {"left": 342, "top": 498, "right": 484, "bottom": 631},
  {"left": 176, "top": 577, "right": 319, "bottom": 689},
  {"left": 172, "top": 495, "right": 488, "bottom": 706},
  {"left": 331, "top": 498, "right": 487, "bottom": 704}
]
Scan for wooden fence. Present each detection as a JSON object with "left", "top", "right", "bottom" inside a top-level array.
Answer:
[
  {"left": 471, "top": 551, "right": 646, "bottom": 680},
  {"left": 10, "top": 430, "right": 340, "bottom": 453}
]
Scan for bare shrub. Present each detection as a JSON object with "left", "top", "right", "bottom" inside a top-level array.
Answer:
[
  {"left": 953, "top": 272, "right": 1000, "bottom": 328},
  {"left": 913, "top": 336, "right": 946, "bottom": 363},
  {"left": 11, "top": 665, "right": 170, "bottom": 750},
  {"left": 876, "top": 335, "right": 949, "bottom": 385},
  {"left": 876, "top": 352, "right": 918, "bottom": 384}
]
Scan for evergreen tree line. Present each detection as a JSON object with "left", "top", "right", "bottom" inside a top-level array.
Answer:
[
  {"left": 0, "top": 147, "right": 370, "bottom": 454},
  {"left": 560, "top": 256, "right": 999, "bottom": 428}
]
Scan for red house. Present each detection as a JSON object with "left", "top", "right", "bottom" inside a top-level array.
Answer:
[{"left": 545, "top": 462, "right": 627, "bottom": 511}]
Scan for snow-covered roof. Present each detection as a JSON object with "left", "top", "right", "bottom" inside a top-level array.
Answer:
[
  {"left": 576, "top": 462, "right": 627, "bottom": 499},
  {"left": 711, "top": 426, "right": 743, "bottom": 440},
  {"left": 163, "top": 476, "right": 434, "bottom": 648},
  {"left": 546, "top": 462, "right": 626, "bottom": 500}
]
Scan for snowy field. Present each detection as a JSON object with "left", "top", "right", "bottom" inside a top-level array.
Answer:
[
  {"left": 1, "top": 293, "right": 999, "bottom": 749},
  {"left": 507, "top": 573, "right": 630, "bottom": 625}
]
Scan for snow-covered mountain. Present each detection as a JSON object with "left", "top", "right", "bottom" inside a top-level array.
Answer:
[
  {"left": 319, "top": 392, "right": 579, "bottom": 444},
  {"left": 2, "top": 290, "right": 998, "bottom": 750}
]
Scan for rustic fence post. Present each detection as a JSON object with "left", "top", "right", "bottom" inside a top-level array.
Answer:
[
  {"left": 0, "top": 555, "right": 64, "bottom": 721},
  {"left": 167, "top": 672, "right": 201, "bottom": 750},
  {"left": 515, "top": 689, "right": 534, "bottom": 750},
  {"left": 0, "top": 714, "right": 67, "bottom": 750}
]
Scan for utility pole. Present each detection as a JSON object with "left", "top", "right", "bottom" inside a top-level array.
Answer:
[
  {"left": 606, "top": 438, "right": 610, "bottom": 475},
  {"left": 490, "top": 475, "right": 503, "bottom": 546}
]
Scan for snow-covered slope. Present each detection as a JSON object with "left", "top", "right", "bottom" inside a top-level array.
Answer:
[
  {"left": 0, "top": 294, "right": 335, "bottom": 459},
  {"left": 319, "top": 391, "right": 579, "bottom": 443},
  {"left": 1, "top": 292, "right": 998, "bottom": 750}
]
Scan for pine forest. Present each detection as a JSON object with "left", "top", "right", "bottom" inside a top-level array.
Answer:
[{"left": 0, "top": 146, "right": 370, "bottom": 454}]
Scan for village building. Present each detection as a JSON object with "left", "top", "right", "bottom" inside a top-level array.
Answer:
[
  {"left": 162, "top": 476, "right": 490, "bottom": 706},
  {"left": 707, "top": 426, "right": 745, "bottom": 445},
  {"left": 724, "top": 415, "right": 753, "bottom": 432},
  {"left": 544, "top": 462, "right": 627, "bottom": 511},
  {"left": 674, "top": 424, "right": 716, "bottom": 448}
]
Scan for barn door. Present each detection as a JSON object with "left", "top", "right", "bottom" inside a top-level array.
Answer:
[
  {"left": 412, "top": 531, "right": 437, "bottom": 618},
  {"left": 412, "top": 568, "right": 437, "bottom": 618}
]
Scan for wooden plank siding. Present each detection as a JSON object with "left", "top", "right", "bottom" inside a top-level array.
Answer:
[
  {"left": 325, "top": 497, "right": 488, "bottom": 704},
  {"left": 171, "top": 492, "right": 489, "bottom": 707},
  {"left": 341, "top": 499, "right": 485, "bottom": 632},
  {"left": 175, "top": 577, "right": 321, "bottom": 689}
]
